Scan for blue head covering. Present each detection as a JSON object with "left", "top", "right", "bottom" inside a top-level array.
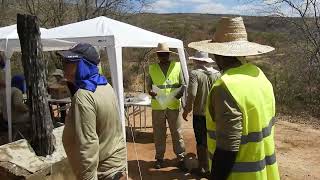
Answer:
[
  {"left": 74, "top": 58, "right": 108, "bottom": 92},
  {"left": 11, "top": 75, "right": 27, "bottom": 93}
]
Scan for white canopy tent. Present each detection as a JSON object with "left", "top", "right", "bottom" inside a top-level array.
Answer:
[
  {"left": 42, "top": 16, "right": 189, "bottom": 138},
  {"left": 1, "top": 17, "right": 189, "bottom": 178},
  {"left": 0, "top": 24, "right": 74, "bottom": 142},
  {"left": 1, "top": 16, "right": 189, "bottom": 144}
]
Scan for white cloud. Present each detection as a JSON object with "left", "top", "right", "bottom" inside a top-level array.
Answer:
[
  {"left": 144, "top": 0, "right": 308, "bottom": 16},
  {"left": 143, "top": 0, "right": 179, "bottom": 13},
  {"left": 191, "top": 1, "right": 265, "bottom": 15},
  {"left": 181, "top": 0, "right": 211, "bottom": 3},
  {"left": 193, "top": 3, "right": 230, "bottom": 14}
]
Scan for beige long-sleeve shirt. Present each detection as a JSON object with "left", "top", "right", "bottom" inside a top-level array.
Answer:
[
  {"left": 208, "top": 81, "right": 243, "bottom": 152},
  {"left": 62, "top": 84, "right": 126, "bottom": 180},
  {"left": 184, "top": 67, "right": 220, "bottom": 116},
  {"left": 1, "top": 87, "right": 29, "bottom": 123}
]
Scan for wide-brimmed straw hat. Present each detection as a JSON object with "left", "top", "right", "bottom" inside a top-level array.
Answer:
[
  {"left": 51, "top": 69, "right": 64, "bottom": 77},
  {"left": 155, "top": 43, "right": 177, "bottom": 54},
  {"left": 188, "top": 17, "right": 275, "bottom": 56},
  {"left": 189, "top": 51, "right": 215, "bottom": 63}
]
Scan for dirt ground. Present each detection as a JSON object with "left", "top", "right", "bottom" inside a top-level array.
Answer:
[{"left": 126, "top": 108, "right": 320, "bottom": 180}]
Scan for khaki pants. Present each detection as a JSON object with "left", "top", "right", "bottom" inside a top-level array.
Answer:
[{"left": 152, "top": 109, "right": 185, "bottom": 160}]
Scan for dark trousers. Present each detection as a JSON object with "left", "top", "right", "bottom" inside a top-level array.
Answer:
[
  {"left": 193, "top": 115, "right": 209, "bottom": 171},
  {"left": 193, "top": 115, "right": 207, "bottom": 146}
]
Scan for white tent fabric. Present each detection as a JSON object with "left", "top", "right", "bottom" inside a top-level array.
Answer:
[
  {"left": 1, "top": 17, "right": 189, "bottom": 178},
  {"left": 0, "top": 24, "right": 74, "bottom": 142},
  {"left": 42, "top": 16, "right": 190, "bottom": 139},
  {"left": 1, "top": 17, "right": 189, "bottom": 146}
]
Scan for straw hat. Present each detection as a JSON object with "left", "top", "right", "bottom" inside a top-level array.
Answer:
[
  {"left": 188, "top": 17, "right": 275, "bottom": 56},
  {"left": 156, "top": 43, "right": 177, "bottom": 54},
  {"left": 51, "top": 69, "right": 64, "bottom": 77},
  {"left": 189, "top": 51, "right": 215, "bottom": 63}
]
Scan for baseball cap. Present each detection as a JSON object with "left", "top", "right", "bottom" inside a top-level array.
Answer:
[{"left": 57, "top": 43, "right": 100, "bottom": 65}]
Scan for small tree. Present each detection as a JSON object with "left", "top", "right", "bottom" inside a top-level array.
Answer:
[
  {"left": 248, "top": 0, "right": 320, "bottom": 115},
  {"left": 17, "top": 14, "right": 55, "bottom": 156}
]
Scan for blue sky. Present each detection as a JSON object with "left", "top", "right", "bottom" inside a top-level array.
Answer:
[{"left": 143, "top": 0, "right": 296, "bottom": 16}]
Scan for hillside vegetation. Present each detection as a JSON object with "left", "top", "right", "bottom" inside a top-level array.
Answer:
[{"left": 1, "top": 10, "right": 319, "bottom": 118}]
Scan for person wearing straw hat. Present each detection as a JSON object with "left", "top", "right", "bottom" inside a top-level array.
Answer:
[
  {"left": 48, "top": 69, "right": 70, "bottom": 123},
  {"left": 189, "top": 17, "right": 280, "bottom": 180},
  {"left": 57, "top": 43, "right": 127, "bottom": 180},
  {"left": 148, "top": 42, "right": 186, "bottom": 170},
  {"left": 182, "top": 51, "right": 220, "bottom": 177}
]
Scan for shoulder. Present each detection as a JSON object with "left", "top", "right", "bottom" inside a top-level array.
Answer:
[
  {"left": 73, "top": 89, "right": 95, "bottom": 106},
  {"left": 149, "top": 63, "right": 158, "bottom": 67},
  {"left": 148, "top": 63, "right": 158, "bottom": 70},
  {"left": 11, "top": 87, "right": 22, "bottom": 95}
]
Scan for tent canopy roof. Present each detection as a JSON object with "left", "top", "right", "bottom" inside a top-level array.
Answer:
[
  {"left": 0, "top": 24, "right": 74, "bottom": 54},
  {"left": 43, "top": 16, "right": 183, "bottom": 48}
]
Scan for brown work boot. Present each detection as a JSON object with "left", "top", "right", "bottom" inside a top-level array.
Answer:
[
  {"left": 154, "top": 159, "right": 164, "bottom": 169},
  {"left": 177, "top": 157, "right": 188, "bottom": 172}
]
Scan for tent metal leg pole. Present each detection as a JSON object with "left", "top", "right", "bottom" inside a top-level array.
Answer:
[{"left": 5, "top": 55, "right": 12, "bottom": 142}]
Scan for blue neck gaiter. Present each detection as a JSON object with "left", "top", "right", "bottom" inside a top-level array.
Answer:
[{"left": 74, "top": 58, "right": 108, "bottom": 92}]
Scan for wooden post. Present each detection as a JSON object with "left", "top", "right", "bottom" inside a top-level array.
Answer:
[{"left": 17, "top": 14, "right": 55, "bottom": 156}]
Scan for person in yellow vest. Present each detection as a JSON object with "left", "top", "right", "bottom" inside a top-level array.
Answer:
[
  {"left": 148, "top": 43, "right": 186, "bottom": 169},
  {"left": 188, "top": 17, "right": 280, "bottom": 180}
]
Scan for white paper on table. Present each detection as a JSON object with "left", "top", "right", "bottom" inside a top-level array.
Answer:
[{"left": 152, "top": 85, "right": 180, "bottom": 109}]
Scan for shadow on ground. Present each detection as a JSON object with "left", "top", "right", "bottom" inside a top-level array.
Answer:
[
  {"left": 126, "top": 129, "right": 156, "bottom": 144},
  {"left": 128, "top": 153, "right": 203, "bottom": 180}
]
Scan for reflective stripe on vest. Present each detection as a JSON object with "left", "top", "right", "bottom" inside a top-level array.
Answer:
[
  {"left": 149, "top": 61, "right": 181, "bottom": 110},
  {"left": 208, "top": 151, "right": 277, "bottom": 173},
  {"left": 206, "top": 64, "right": 280, "bottom": 180},
  {"left": 156, "top": 84, "right": 181, "bottom": 89},
  {"left": 207, "top": 117, "right": 276, "bottom": 144}
]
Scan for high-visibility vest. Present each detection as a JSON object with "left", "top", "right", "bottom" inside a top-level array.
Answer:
[
  {"left": 149, "top": 61, "right": 181, "bottom": 110},
  {"left": 206, "top": 63, "right": 280, "bottom": 180}
]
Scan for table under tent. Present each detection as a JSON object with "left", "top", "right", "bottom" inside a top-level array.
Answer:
[
  {"left": 0, "top": 24, "right": 74, "bottom": 142},
  {"left": 0, "top": 16, "right": 189, "bottom": 145}
]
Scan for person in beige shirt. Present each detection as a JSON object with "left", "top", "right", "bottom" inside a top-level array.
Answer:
[
  {"left": 182, "top": 51, "right": 220, "bottom": 176},
  {"left": 1, "top": 76, "right": 29, "bottom": 139},
  {"left": 48, "top": 69, "right": 70, "bottom": 123},
  {"left": 57, "top": 43, "right": 127, "bottom": 180},
  {"left": 10, "top": 75, "right": 29, "bottom": 124}
]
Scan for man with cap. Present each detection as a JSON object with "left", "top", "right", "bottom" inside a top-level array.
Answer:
[
  {"left": 189, "top": 17, "right": 280, "bottom": 180},
  {"left": 57, "top": 43, "right": 127, "bottom": 180},
  {"left": 182, "top": 51, "right": 220, "bottom": 177},
  {"left": 148, "top": 42, "right": 186, "bottom": 169}
]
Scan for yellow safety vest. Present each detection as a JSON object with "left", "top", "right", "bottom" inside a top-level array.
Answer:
[
  {"left": 206, "top": 63, "right": 280, "bottom": 180},
  {"left": 149, "top": 61, "right": 181, "bottom": 110}
]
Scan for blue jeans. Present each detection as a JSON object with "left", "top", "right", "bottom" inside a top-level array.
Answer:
[{"left": 193, "top": 115, "right": 207, "bottom": 147}]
